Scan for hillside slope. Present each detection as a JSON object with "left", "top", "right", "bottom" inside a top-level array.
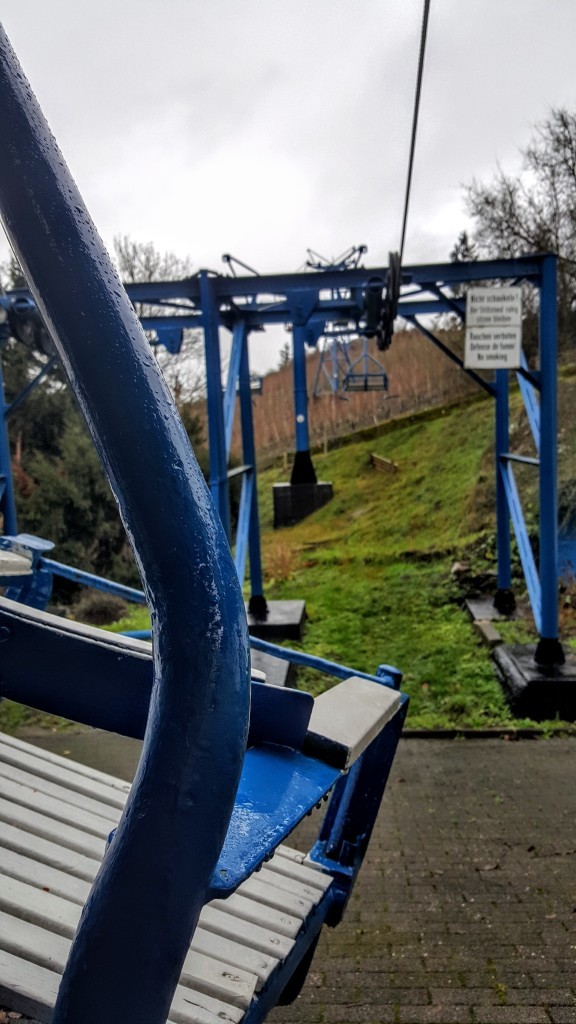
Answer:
[
  {"left": 257, "top": 384, "right": 576, "bottom": 729},
  {"left": 5, "top": 380, "right": 573, "bottom": 735}
]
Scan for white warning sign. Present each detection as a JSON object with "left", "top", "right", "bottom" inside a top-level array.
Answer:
[{"left": 464, "top": 287, "right": 522, "bottom": 369}]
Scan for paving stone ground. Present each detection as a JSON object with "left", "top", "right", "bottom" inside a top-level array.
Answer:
[
  {"left": 12, "top": 731, "right": 576, "bottom": 1024},
  {"left": 270, "top": 737, "right": 576, "bottom": 1024}
]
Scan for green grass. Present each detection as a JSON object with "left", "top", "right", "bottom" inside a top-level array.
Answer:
[{"left": 255, "top": 396, "right": 575, "bottom": 730}]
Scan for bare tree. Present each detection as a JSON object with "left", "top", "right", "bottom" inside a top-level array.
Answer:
[
  {"left": 113, "top": 235, "right": 205, "bottom": 402},
  {"left": 461, "top": 108, "right": 576, "bottom": 348}
]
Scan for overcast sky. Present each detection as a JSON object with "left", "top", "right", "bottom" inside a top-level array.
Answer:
[{"left": 1, "top": 1, "right": 576, "bottom": 371}]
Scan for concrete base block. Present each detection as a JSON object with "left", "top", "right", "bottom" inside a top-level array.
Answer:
[
  {"left": 494, "top": 643, "right": 576, "bottom": 720},
  {"left": 273, "top": 482, "right": 333, "bottom": 528},
  {"left": 246, "top": 599, "right": 306, "bottom": 641},
  {"left": 473, "top": 619, "right": 502, "bottom": 648},
  {"left": 250, "top": 649, "right": 296, "bottom": 688},
  {"left": 466, "top": 598, "right": 504, "bottom": 622}
]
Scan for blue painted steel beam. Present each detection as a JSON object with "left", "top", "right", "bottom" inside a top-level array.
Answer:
[
  {"left": 238, "top": 330, "right": 265, "bottom": 606},
  {"left": 0, "top": 27, "right": 250, "bottom": 1024},
  {"left": 538, "top": 255, "right": 559, "bottom": 646},
  {"left": 5, "top": 255, "right": 547, "bottom": 326},
  {"left": 500, "top": 453, "right": 539, "bottom": 467},
  {"left": 495, "top": 371, "right": 512, "bottom": 594},
  {"left": 40, "top": 558, "right": 147, "bottom": 604},
  {"left": 517, "top": 351, "right": 540, "bottom": 452},
  {"left": 290, "top": 325, "right": 318, "bottom": 485},
  {"left": 499, "top": 460, "right": 541, "bottom": 632},
  {"left": 292, "top": 326, "right": 310, "bottom": 453},
  {"left": 8, "top": 282, "right": 545, "bottom": 337},
  {"left": 224, "top": 320, "right": 245, "bottom": 459},
  {"left": 140, "top": 313, "right": 199, "bottom": 331},
  {"left": 208, "top": 256, "right": 545, "bottom": 299},
  {"left": 248, "top": 634, "right": 401, "bottom": 689},
  {"left": 234, "top": 471, "right": 254, "bottom": 583},
  {"left": 200, "top": 270, "right": 232, "bottom": 540},
  {"left": 140, "top": 298, "right": 463, "bottom": 333},
  {"left": 121, "top": 255, "right": 544, "bottom": 305}
]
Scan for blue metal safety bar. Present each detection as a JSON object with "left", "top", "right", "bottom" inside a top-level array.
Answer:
[
  {"left": 0, "top": 26, "right": 251, "bottom": 1024},
  {"left": 0, "top": 27, "right": 409, "bottom": 1024}
]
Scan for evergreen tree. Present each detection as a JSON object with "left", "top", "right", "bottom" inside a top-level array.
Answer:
[{"left": 0, "top": 240, "right": 207, "bottom": 587}]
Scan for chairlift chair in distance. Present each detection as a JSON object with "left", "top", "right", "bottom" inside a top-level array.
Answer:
[{"left": 343, "top": 337, "right": 389, "bottom": 393}]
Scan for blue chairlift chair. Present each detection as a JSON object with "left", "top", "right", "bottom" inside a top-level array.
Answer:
[
  {"left": 343, "top": 337, "right": 389, "bottom": 393},
  {"left": 0, "top": 25, "right": 408, "bottom": 1024}
]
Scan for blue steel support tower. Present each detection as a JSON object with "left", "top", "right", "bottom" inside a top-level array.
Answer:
[{"left": 0, "top": 254, "right": 568, "bottom": 681}]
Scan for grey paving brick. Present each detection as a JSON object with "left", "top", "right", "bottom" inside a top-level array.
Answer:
[
  {"left": 506, "top": 990, "right": 575, "bottom": 1006},
  {"left": 473, "top": 1008, "right": 552, "bottom": 1023},
  {"left": 430, "top": 987, "right": 500, "bottom": 1005},
  {"left": 398, "top": 1008, "right": 472, "bottom": 1023},
  {"left": 356, "top": 987, "right": 429, "bottom": 1005},
  {"left": 321, "top": 1008, "right": 395, "bottom": 1024},
  {"left": 6, "top": 736, "right": 563, "bottom": 1024}
]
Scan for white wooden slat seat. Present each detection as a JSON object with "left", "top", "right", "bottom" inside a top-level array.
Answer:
[
  {"left": 0, "top": 731, "right": 333, "bottom": 1023},
  {"left": 0, "top": 821, "right": 103, "bottom": 882},
  {"left": 0, "top": 733, "right": 131, "bottom": 805},
  {"left": 264, "top": 855, "right": 329, "bottom": 892},
  {"left": 208, "top": 891, "right": 302, "bottom": 940},
  {"left": 0, "top": 760, "right": 121, "bottom": 822}
]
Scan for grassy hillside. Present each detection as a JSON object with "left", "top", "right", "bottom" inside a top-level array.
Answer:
[
  {"left": 254, "top": 386, "right": 575, "bottom": 729},
  {"left": 109, "top": 382, "right": 575, "bottom": 729},
  {"left": 2, "top": 378, "right": 575, "bottom": 734}
]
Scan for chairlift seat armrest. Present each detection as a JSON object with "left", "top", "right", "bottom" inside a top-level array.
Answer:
[
  {"left": 0, "top": 597, "right": 312, "bottom": 749},
  {"left": 303, "top": 676, "right": 402, "bottom": 769}
]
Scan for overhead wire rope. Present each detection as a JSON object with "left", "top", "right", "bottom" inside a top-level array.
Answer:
[
  {"left": 375, "top": 0, "right": 431, "bottom": 353},
  {"left": 398, "top": 0, "right": 432, "bottom": 263}
]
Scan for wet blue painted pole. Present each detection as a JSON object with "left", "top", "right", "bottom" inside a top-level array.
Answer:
[
  {"left": 291, "top": 325, "right": 317, "bottom": 484},
  {"left": 0, "top": 26, "right": 250, "bottom": 1024},
  {"left": 494, "top": 368, "right": 514, "bottom": 613},
  {"left": 536, "top": 255, "right": 563, "bottom": 664},
  {"left": 200, "top": 270, "right": 232, "bottom": 540},
  {"left": 238, "top": 326, "right": 266, "bottom": 617}
]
